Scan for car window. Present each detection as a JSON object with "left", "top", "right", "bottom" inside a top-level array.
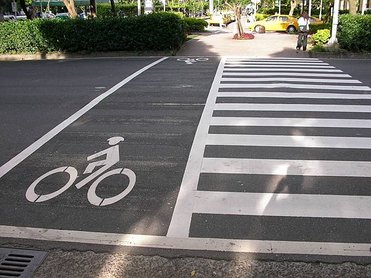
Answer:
[
  {"left": 266, "top": 16, "right": 277, "bottom": 22},
  {"left": 279, "top": 16, "right": 288, "bottom": 22}
]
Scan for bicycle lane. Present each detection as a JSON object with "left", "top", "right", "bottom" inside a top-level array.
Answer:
[{"left": 0, "top": 57, "right": 219, "bottom": 242}]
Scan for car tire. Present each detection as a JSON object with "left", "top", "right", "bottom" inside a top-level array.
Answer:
[
  {"left": 287, "top": 25, "right": 296, "bottom": 33},
  {"left": 254, "top": 25, "right": 265, "bottom": 33}
]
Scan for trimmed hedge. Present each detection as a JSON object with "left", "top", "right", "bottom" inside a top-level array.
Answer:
[
  {"left": 338, "top": 14, "right": 371, "bottom": 52},
  {"left": 97, "top": 3, "right": 138, "bottom": 18},
  {"left": 0, "top": 13, "right": 186, "bottom": 54},
  {"left": 183, "top": 17, "right": 207, "bottom": 33},
  {"left": 309, "top": 23, "right": 331, "bottom": 34}
]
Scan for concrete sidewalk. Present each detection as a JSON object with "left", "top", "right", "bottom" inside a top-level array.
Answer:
[{"left": 177, "top": 24, "right": 309, "bottom": 58}]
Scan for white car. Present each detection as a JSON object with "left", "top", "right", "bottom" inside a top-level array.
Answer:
[{"left": 4, "top": 15, "right": 16, "bottom": 21}]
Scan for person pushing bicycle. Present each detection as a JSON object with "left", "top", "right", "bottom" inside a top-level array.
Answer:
[{"left": 296, "top": 11, "right": 310, "bottom": 51}]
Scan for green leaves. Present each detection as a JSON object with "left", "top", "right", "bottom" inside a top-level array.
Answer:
[
  {"left": 311, "top": 29, "right": 330, "bottom": 46},
  {"left": 0, "top": 13, "right": 186, "bottom": 54},
  {"left": 183, "top": 17, "right": 207, "bottom": 33},
  {"left": 338, "top": 14, "right": 371, "bottom": 52}
]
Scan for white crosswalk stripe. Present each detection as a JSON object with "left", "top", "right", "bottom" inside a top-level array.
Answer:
[{"left": 168, "top": 57, "right": 371, "bottom": 257}]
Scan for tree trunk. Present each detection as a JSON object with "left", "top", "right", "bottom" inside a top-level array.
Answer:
[
  {"left": 62, "top": 0, "right": 78, "bottom": 18},
  {"left": 110, "top": 0, "right": 116, "bottom": 16},
  {"left": 235, "top": 5, "right": 243, "bottom": 38},
  {"left": 19, "top": 0, "right": 32, "bottom": 19},
  {"left": 348, "top": 0, "right": 357, "bottom": 14},
  {"left": 90, "top": 0, "right": 97, "bottom": 17},
  {"left": 289, "top": 0, "right": 298, "bottom": 15}
]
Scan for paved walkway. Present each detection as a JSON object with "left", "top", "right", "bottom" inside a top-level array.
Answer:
[{"left": 177, "top": 23, "right": 309, "bottom": 58}]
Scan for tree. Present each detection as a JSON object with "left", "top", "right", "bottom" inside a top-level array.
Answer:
[
  {"left": 0, "top": 0, "right": 7, "bottom": 21},
  {"left": 19, "top": 0, "right": 32, "bottom": 19},
  {"left": 63, "top": 0, "right": 78, "bottom": 18},
  {"left": 348, "top": 0, "right": 357, "bottom": 14},
  {"left": 289, "top": 0, "right": 298, "bottom": 15},
  {"left": 110, "top": 0, "right": 116, "bottom": 16},
  {"left": 225, "top": 1, "right": 247, "bottom": 39}
]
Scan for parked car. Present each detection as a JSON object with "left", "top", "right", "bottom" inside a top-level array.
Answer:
[
  {"left": 249, "top": 15, "right": 299, "bottom": 33},
  {"left": 55, "top": 12, "right": 70, "bottom": 19},
  {"left": 41, "top": 11, "right": 56, "bottom": 19},
  {"left": 3, "top": 15, "right": 16, "bottom": 21}
]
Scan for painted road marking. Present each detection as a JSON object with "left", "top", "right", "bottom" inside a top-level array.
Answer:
[
  {"left": 177, "top": 57, "right": 209, "bottom": 64},
  {"left": 206, "top": 134, "right": 371, "bottom": 149},
  {"left": 223, "top": 68, "right": 343, "bottom": 72},
  {"left": 217, "top": 91, "right": 371, "bottom": 99},
  {"left": 224, "top": 64, "right": 336, "bottom": 68},
  {"left": 192, "top": 191, "right": 371, "bottom": 219},
  {"left": 214, "top": 103, "right": 371, "bottom": 112},
  {"left": 219, "top": 83, "right": 371, "bottom": 90},
  {"left": 0, "top": 57, "right": 168, "bottom": 179},
  {"left": 25, "top": 137, "right": 136, "bottom": 207},
  {"left": 1, "top": 225, "right": 370, "bottom": 257},
  {"left": 224, "top": 62, "right": 331, "bottom": 65},
  {"left": 221, "top": 77, "right": 361, "bottom": 83},
  {"left": 201, "top": 158, "right": 371, "bottom": 177},
  {"left": 210, "top": 117, "right": 371, "bottom": 128},
  {"left": 2, "top": 57, "right": 371, "bottom": 259},
  {"left": 167, "top": 56, "right": 371, "bottom": 250},
  {"left": 222, "top": 72, "right": 352, "bottom": 77}
]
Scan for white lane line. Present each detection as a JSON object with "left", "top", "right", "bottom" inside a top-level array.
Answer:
[
  {"left": 201, "top": 158, "right": 371, "bottom": 177},
  {"left": 221, "top": 77, "right": 361, "bottom": 83},
  {"left": 166, "top": 58, "right": 226, "bottom": 238},
  {"left": 217, "top": 92, "right": 371, "bottom": 100},
  {"left": 222, "top": 72, "right": 351, "bottom": 78},
  {"left": 219, "top": 83, "right": 371, "bottom": 91},
  {"left": 224, "top": 68, "right": 342, "bottom": 72},
  {"left": 226, "top": 58, "right": 322, "bottom": 62},
  {"left": 214, "top": 103, "right": 371, "bottom": 113},
  {"left": 225, "top": 62, "right": 330, "bottom": 65},
  {"left": 0, "top": 225, "right": 370, "bottom": 257},
  {"left": 210, "top": 117, "right": 371, "bottom": 128},
  {"left": 206, "top": 134, "right": 371, "bottom": 149},
  {"left": 193, "top": 191, "right": 371, "bottom": 219},
  {"left": 224, "top": 65, "right": 335, "bottom": 68},
  {"left": 0, "top": 57, "right": 168, "bottom": 179}
]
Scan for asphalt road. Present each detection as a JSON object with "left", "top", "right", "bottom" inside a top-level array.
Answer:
[{"left": 1, "top": 57, "right": 371, "bottom": 277}]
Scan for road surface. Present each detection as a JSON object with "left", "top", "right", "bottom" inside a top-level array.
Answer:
[{"left": 1, "top": 57, "right": 371, "bottom": 271}]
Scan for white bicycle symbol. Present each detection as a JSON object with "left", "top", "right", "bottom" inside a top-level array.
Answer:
[
  {"left": 26, "top": 136, "right": 136, "bottom": 207},
  {"left": 177, "top": 57, "right": 209, "bottom": 64}
]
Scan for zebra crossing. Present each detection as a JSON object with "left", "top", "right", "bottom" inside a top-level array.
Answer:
[{"left": 167, "top": 57, "right": 371, "bottom": 256}]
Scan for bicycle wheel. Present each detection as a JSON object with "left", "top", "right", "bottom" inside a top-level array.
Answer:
[
  {"left": 26, "top": 166, "right": 78, "bottom": 203},
  {"left": 87, "top": 168, "right": 136, "bottom": 206}
]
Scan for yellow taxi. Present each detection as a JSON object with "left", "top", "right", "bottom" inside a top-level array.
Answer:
[{"left": 249, "top": 15, "right": 299, "bottom": 33}]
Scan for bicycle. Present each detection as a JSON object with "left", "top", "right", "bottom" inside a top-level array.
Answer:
[
  {"left": 296, "top": 30, "right": 309, "bottom": 51},
  {"left": 26, "top": 136, "right": 136, "bottom": 207}
]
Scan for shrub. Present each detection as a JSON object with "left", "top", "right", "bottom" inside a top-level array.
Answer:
[
  {"left": 0, "top": 13, "right": 186, "bottom": 54},
  {"left": 311, "top": 29, "right": 330, "bottom": 45},
  {"left": 309, "top": 23, "right": 331, "bottom": 34},
  {"left": 338, "top": 14, "right": 371, "bottom": 51},
  {"left": 0, "top": 19, "right": 52, "bottom": 53},
  {"left": 255, "top": 13, "right": 270, "bottom": 21},
  {"left": 97, "top": 3, "right": 138, "bottom": 18},
  {"left": 183, "top": 17, "right": 207, "bottom": 33}
]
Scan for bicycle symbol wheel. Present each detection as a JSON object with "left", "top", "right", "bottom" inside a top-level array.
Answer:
[
  {"left": 88, "top": 168, "right": 136, "bottom": 206},
  {"left": 26, "top": 166, "right": 78, "bottom": 203},
  {"left": 26, "top": 167, "right": 136, "bottom": 206}
]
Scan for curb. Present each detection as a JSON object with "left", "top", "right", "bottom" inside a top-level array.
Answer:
[
  {"left": 0, "top": 51, "right": 175, "bottom": 61},
  {"left": 309, "top": 51, "right": 371, "bottom": 59}
]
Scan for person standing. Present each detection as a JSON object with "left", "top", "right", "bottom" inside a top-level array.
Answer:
[{"left": 296, "top": 11, "right": 310, "bottom": 51}]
